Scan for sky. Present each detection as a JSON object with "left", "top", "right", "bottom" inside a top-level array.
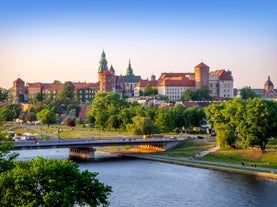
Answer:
[{"left": 1, "top": 0, "right": 277, "bottom": 89}]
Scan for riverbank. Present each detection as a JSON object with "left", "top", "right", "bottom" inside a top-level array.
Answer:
[{"left": 126, "top": 153, "right": 277, "bottom": 180}]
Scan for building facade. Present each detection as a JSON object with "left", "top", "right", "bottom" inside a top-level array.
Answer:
[
  {"left": 135, "top": 62, "right": 234, "bottom": 101},
  {"left": 252, "top": 76, "right": 277, "bottom": 100}
]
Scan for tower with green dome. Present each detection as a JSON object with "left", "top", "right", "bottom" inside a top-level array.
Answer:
[
  {"left": 126, "top": 59, "right": 134, "bottom": 76},
  {"left": 98, "top": 51, "right": 108, "bottom": 73}
]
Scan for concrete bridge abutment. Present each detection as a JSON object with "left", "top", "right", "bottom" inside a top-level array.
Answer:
[{"left": 69, "top": 147, "right": 95, "bottom": 160}]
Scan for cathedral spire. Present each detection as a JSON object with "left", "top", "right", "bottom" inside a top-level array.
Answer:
[
  {"left": 98, "top": 50, "right": 108, "bottom": 72},
  {"left": 126, "top": 59, "right": 134, "bottom": 76}
]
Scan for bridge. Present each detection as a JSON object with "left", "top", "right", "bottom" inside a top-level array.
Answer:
[{"left": 13, "top": 138, "right": 184, "bottom": 159}]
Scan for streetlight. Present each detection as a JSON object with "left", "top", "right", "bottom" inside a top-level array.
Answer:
[{"left": 58, "top": 128, "right": 61, "bottom": 141}]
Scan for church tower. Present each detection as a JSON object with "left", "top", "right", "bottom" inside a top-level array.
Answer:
[
  {"left": 194, "top": 62, "right": 210, "bottom": 89},
  {"left": 98, "top": 50, "right": 108, "bottom": 82},
  {"left": 126, "top": 59, "right": 134, "bottom": 76}
]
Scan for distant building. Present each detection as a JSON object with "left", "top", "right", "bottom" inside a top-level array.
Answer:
[
  {"left": 12, "top": 51, "right": 234, "bottom": 103},
  {"left": 98, "top": 51, "right": 142, "bottom": 96},
  {"left": 252, "top": 76, "right": 277, "bottom": 100},
  {"left": 13, "top": 80, "right": 98, "bottom": 104},
  {"left": 135, "top": 62, "right": 234, "bottom": 101}
]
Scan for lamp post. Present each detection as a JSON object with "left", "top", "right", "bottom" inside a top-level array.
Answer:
[{"left": 58, "top": 128, "right": 61, "bottom": 141}]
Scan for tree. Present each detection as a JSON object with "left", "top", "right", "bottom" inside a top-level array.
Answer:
[
  {"left": 238, "top": 98, "right": 277, "bottom": 153},
  {"left": 181, "top": 86, "right": 212, "bottom": 101},
  {"left": 0, "top": 131, "right": 18, "bottom": 173},
  {"left": 181, "top": 89, "right": 193, "bottom": 101},
  {"left": 0, "top": 107, "right": 15, "bottom": 122},
  {"left": 239, "top": 86, "right": 259, "bottom": 99},
  {"left": 37, "top": 109, "right": 56, "bottom": 126},
  {"left": 64, "top": 116, "right": 76, "bottom": 127},
  {"left": 55, "top": 81, "right": 78, "bottom": 115},
  {"left": 144, "top": 83, "right": 158, "bottom": 96},
  {"left": 205, "top": 98, "right": 277, "bottom": 152},
  {"left": 155, "top": 108, "right": 175, "bottom": 133},
  {"left": 87, "top": 92, "right": 128, "bottom": 130},
  {"left": 0, "top": 88, "right": 9, "bottom": 102},
  {"left": 126, "top": 116, "right": 160, "bottom": 135},
  {"left": 0, "top": 157, "right": 112, "bottom": 207},
  {"left": 53, "top": 80, "right": 61, "bottom": 84}
]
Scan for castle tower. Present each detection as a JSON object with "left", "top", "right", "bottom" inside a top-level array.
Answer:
[
  {"left": 194, "top": 62, "right": 210, "bottom": 89},
  {"left": 13, "top": 78, "right": 26, "bottom": 103}
]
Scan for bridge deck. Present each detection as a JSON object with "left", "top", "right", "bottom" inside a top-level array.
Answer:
[{"left": 12, "top": 138, "right": 184, "bottom": 150}]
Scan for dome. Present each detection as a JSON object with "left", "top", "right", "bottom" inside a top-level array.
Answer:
[{"left": 264, "top": 76, "right": 274, "bottom": 90}]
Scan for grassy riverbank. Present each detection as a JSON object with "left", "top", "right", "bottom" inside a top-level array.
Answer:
[{"left": 158, "top": 139, "right": 277, "bottom": 170}]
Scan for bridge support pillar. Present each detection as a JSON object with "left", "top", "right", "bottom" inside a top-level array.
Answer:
[{"left": 69, "top": 147, "right": 95, "bottom": 160}]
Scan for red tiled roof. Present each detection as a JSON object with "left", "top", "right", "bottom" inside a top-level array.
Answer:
[
  {"left": 195, "top": 62, "right": 209, "bottom": 68},
  {"left": 14, "top": 78, "right": 24, "bottom": 83},
  {"left": 43, "top": 83, "right": 62, "bottom": 90},
  {"left": 183, "top": 102, "right": 199, "bottom": 108},
  {"left": 210, "top": 70, "right": 233, "bottom": 81},
  {"left": 156, "top": 73, "right": 195, "bottom": 87},
  {"left": 136, "top": 80, "right": 157, "bottom": 87}
]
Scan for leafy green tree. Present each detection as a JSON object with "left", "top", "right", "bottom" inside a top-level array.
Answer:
[
  {"left": 214, "top": 123, "right": 236, "bottom": 149},
  {"left": 239, "top": 86, "right": 259, "bottom": 99},
  {"left": 187, "top": 106, "right": 206, "bottom": 128},
  {"left": 55, "top": 81, "right": 78, "bottom": 115},
  {"left": 37, "top": 109, "right": 56, "bottom": 127},
  {"left": 26, "top": 112, "right": 37, "bottom": 122},
  {"left": 144, "top": 83, "right": 158, "bottom": 96},
  {"left": 53, "top": 80, "right": 61, "bottom": 84},
  {"left": 181, "top": 86, "right": 212, "bottom": 101},
  {"left": 31, "top": 92, "right": 43, "bottom": 103},
  {"left": 0, "top": 107, "right": 15, "bottom": 122},
  {"left": 206, "top": 98, "right": 277, "bottom": 152},
  {"left": 0, "top": 88, "right": 9, "bottom": 102},
  {"left": 0, "top": 157, "right": 112, "bottom": 207},
  {"left": 87, "top": 92, "right": 128, "bottom": 130},
  {"left": 170, "top": 104, "right": 186, "bottom": 129},
  {"left": 0, "top": 131, "right": 18, "bottom": 173},
  {"left": 238, "top": 98, "right": 277, "bottom": 153},
  {"left": 127, "top": 116, "right": 160, "bottom": 135},
  {"left": 205, "top": 99, "right": 243, "bottom": 148},
  {"left": 181, "top": 89, "right": 193, "bottom": 101},
  {"left": 155, "top": 108, "right": 175, "bottom": 132}
]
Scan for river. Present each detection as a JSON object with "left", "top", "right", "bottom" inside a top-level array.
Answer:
[{"left": 17, "top": 148, "right": 277, "bottom": 207}]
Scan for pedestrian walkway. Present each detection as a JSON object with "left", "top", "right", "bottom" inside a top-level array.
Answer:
[{"left": 129, "top": 145, "right": 277, "bottom": 175}]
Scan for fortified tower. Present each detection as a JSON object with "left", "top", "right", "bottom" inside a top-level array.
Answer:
[
  {"left": 194, "top": 62, "right": 210, "bottom": 89},
  {"left": 13, "top": 78, "right": 26, "bottom": 103}
]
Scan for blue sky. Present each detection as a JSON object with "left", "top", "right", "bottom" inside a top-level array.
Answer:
[{"left": 1, "top": 0, "right": 277, "bottom": 89}]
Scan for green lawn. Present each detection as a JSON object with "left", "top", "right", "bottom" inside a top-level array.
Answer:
[
  {"left": 203, "top": 149, "right": 277, "bottom": 169},
  {"left": 159, "top": 140, "right": 215, "bottom": 157}
]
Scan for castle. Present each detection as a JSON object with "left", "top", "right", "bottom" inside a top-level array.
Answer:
[{"left": 13, "top": 51, "right": 234, "bottom": 103}]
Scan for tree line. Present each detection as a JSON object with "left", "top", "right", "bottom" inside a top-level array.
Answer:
[
  {"left": 205, "top": 98, "right": 277, "bottom": 153},
  {"left": 87, "top": 92, "right": 206, "bottom": 134}
]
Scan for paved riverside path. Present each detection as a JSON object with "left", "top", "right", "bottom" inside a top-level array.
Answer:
[{"left": 129, "top": 146, "right": 277, "bottom": 174}]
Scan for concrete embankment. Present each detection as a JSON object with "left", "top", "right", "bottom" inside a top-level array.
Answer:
[{"left": 126, "top": 154, "right": 277, "bottom": 180}]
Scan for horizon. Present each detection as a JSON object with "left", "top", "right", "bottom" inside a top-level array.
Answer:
[{"left": 1, "top": 0, "right": 277, "bottom": 90}]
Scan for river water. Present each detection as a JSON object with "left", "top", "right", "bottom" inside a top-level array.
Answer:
[{"left": 17, "top": 148, "right": 277, "bottom": 207}]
